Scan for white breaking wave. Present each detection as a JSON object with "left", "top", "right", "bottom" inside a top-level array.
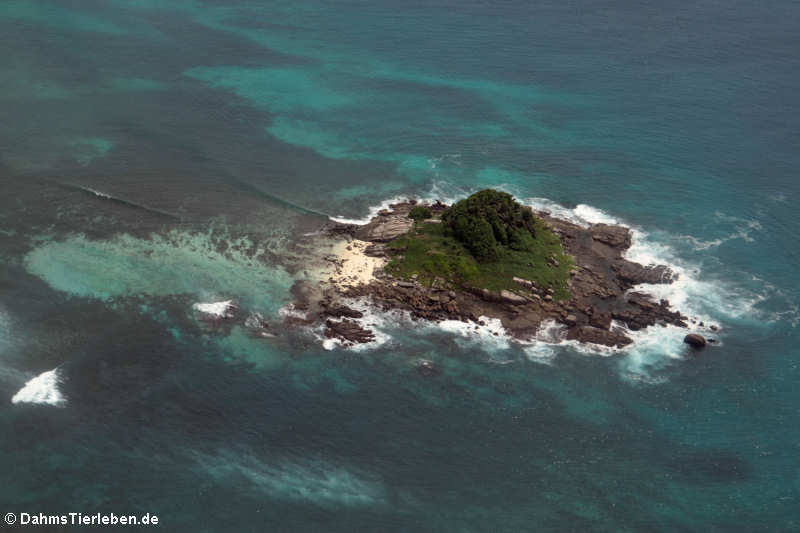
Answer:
[
  {"left": 86, "top": 187, "right": 112, "bottom": 199},
  {"left": 679, "top": 212, "right": 763, "bottom": 251},
  {"left": 278, "top": 303, "right": 309, "bottom": 320},
  {"left": 328, "top": 180, "right": 470, "bottom": 225},
  {"left": 193, "top": 300, "right": 237, "bottom": 318},
  {"left": 433, "top": 316, "right": 512, "bottom": 351},
  {"left": 329, "top": 196, "right": 410, "bottom": 225},
  {"left": 11, "top": 368, "right": 66, "bottom": 407}
]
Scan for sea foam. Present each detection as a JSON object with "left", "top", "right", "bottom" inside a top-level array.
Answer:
[
  {"left": 11, "top": 368, "right": 66, "bottom": 407},
  {"left": 193, "top": 300, "right": 237, "bottom": 319},
  {"left": 193, "top": 449, "right": 386, "bottom": 508}
]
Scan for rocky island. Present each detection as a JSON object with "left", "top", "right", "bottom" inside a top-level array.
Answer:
[{"left": 282, "top": 190, "right": 713, "bottom": 351}]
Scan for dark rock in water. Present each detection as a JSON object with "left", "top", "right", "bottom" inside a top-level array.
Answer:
[
  {"left": 324, "top": 319, "right": 375, "bottom": 344},
  {"left": 684, "top": 333, "right": 707, "bottom": 348},
  {"left": 321, "top": 302, "right": 364, "bottom": 319},
  {"left": 613, "top": 261, "right": 675, "bottom": 285},
  {"left": 416, "top": 359, "right": 440, "bottom": 377},
  {"left": 566, "top": 326, "right": 633, "bottom": 348}
]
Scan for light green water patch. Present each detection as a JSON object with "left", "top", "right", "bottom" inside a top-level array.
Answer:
[
  {"left": 213, "top": 327, "right": 285, "bottom": 370},
  {"left": 185, "top": 66, "right": 351, "bottom": 113},
  {"left": 0, "top": 2, "right": 125, "bottom": 34},
  {"left": 109, "top": 77, "right": 167, "bottom": 92},
  {"left": 265, "top": 117, "right": 434, "bottom": 182},
  {"left": 24, "top": 230, "right": 294, "bottom": 313},
  {"left": 121, "top": 1, "right": 588, "bottom": 146},
  {"left": 266, "top": 117, "right": 351, "bottom": 159},
  {"left": 71, "top": 138, "right": 114, "bottom": 166}
]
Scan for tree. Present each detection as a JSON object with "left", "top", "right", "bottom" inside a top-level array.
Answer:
[
  {"left": 441, "top": 189, "right": 538, "bottom": 262},
  {"left": 408, "top": 205, "right": 432, "bottom": 222}
]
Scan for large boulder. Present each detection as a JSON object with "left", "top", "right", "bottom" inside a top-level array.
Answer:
[
  {"left": 590, "top": 224, "right": 632, "bottom": 249},
  {"left": 684, "top": 334, "right": 707, "bottom": 348},
  {"left": 324, "top": 319, "right": 375, "bottom": 344},
  {"left": 499, "top": 290, "right": 529, "bottom": 305},
  {"left": 613, "top": 261, "right": 675, "bottom": 285},
  {"left": 355, "top": 215, "right": 413, "bottom": 242},
  {"left": 321, "top": 302, "right": 364, "bottom": 319}
]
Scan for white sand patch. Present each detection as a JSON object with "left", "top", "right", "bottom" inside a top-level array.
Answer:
[{"left": 319, "top": 240, "right": 386, "bottom": 289}]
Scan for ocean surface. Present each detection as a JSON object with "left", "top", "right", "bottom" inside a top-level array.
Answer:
[{"left": 1, "top": 1, "right": 799, "bottom": 531}]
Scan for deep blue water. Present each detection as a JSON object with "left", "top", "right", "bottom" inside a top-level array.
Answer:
[{"left": 0, "top": 0, "right": 798, "bottom": 531}]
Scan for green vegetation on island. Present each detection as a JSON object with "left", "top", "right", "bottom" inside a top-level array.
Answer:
[
  {"left": 386, "top": 190, "right": 573, "bottom": 299},
  {"left": 408, "top": 205, "right": 433, "bottom": 222}
]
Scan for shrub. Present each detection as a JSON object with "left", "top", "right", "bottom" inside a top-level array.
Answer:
[
  {"left": 408, "top": 205, "right": 433, "bottom": 222},
  {"left": 441, "top": 189, "right": 537, "bottom": 261}
]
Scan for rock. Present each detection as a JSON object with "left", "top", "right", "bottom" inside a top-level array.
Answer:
[
  {"left": 590, "top": 223, "right": 632, "bottom": 249},
  {"left": 322, "top": 303, "right": 364, "bottom": 319},
  {"left": 613, "top": 261, "right": 675, "bottom": 285},
  {"left": 324, "top": 319, "right": 375, "bottom": 344},
  {"left": 566, "top": 326, "right": 632, "bottom": 348},
  {"left": 416, "top": 359, "right": 440, "bottom": 377},
  {"left": 710, "top": 325, "right": 719, "bottom": 331},
  {"left": 589, "top": 311, "right": 612, "bottom": 330},
  {"left": 513, "top": 277, "right": 534, "bottom": 289},
  {"left": 364, "top": 243, "right": 387, "bottom": 257},
  {"left": 564, "top": 314, "right": 578, "bottom": 326},
  {"left": 499, "top": 290, "right": 528, "bottom": 305},
  {"left": 543, "top": 294, "right": 553, "bottom": 302},
  {"left": 684, "top": 334, "right": 707, "bottom": 348},
  {"left": 354, "top": 214, "right": 413, "bottom": 242}
]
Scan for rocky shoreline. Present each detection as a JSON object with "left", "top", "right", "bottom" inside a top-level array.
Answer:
[{"left": 287, "top": 200, "right": 716, "bottom": 351}]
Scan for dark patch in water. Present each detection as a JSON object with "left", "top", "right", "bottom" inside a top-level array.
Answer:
[{"left": 665, "top": 448, "right": 752, "bottom": 483}]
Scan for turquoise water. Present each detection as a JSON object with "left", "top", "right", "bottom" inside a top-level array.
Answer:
[{"left": 0, "top": 0, "right": 798, "bottom": 531}]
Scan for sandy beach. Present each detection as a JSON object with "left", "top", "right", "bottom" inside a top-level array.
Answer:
[{"left": 318, "top": 239, "right": 386, "bottom": 289}]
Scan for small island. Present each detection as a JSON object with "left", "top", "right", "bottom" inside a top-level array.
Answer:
[{"left": 282, "top": 189, "right": 707, "bottom": 350}]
